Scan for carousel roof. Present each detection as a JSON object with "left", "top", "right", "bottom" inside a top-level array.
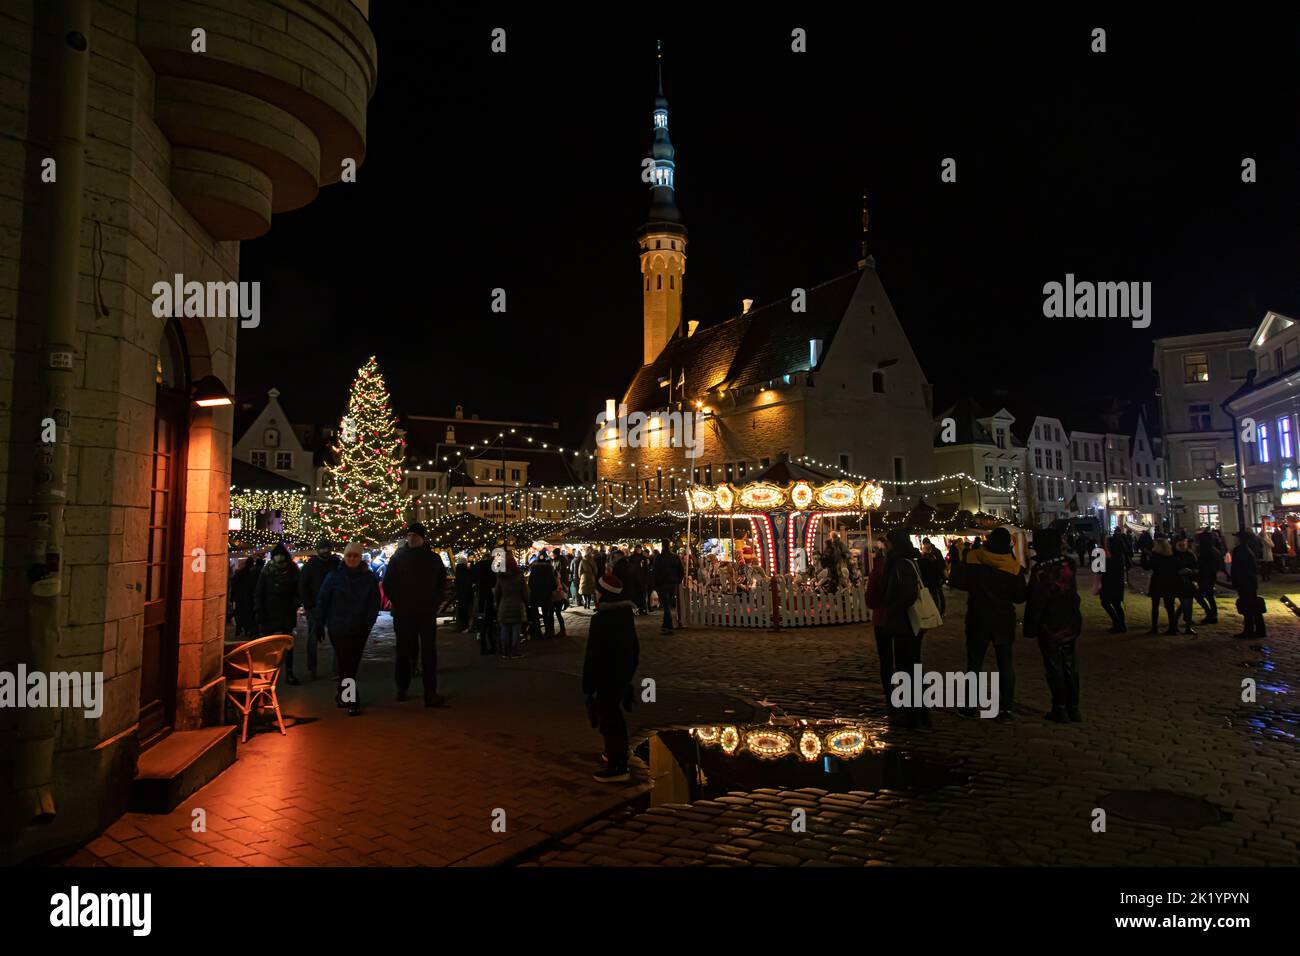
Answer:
[{"left": 744, "top": 458, "right": 838, "bottom": 486}]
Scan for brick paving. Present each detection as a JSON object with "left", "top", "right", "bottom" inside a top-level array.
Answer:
[{"left": 63, "top": 569, "right": 1300, "bottom": 867}]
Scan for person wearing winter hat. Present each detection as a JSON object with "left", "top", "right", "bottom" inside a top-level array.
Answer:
[
  {"left": 494, "top": 554, "right": 529, "bottom": 659},
  {"left": 878, "top": 528, "right": 930, "bottom": 728},
  {"left": 959, "top": 527, "right": 1026, "bottom": 720},
  {"left": 582, "top": 572, "right": 640, "bottom": 782},
  {"left": 1025, "top": 528, "right": 1083, "bottom": 723},
  {"left": 299, "top": 540, "right": 340, "bottom": 680},
  {"left": 383, "top": 522, "right": 449, "bottom": 705},
  {"left": 318, "top": 540, "right": 381, "bottom": 716},
  {"left": 255, "top": 542, "right": 303, "bottom": 684}
]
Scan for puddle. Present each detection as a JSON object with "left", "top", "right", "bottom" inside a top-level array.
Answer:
[
  {"left": 1100, "top": 789, "right": 1231, "bottom": 829},
  {"left": 637, "top": 720, "right": 969, "bottom": 806}
]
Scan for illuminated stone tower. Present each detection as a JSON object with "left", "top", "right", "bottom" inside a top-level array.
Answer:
[{"left": 639, "top": 42, "right": 687, "bottom": 366}]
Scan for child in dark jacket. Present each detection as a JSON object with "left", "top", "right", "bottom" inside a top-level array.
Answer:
[
  {"left": 1026, "top": 529, "right": 1083, "bottom": 723},
  {"left": 582, "top": 572, "right": 640, "bottom": 782}
]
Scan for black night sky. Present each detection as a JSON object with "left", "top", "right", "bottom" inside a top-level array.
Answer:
[{"left": 237, "top": 8, "right": 1300, "bottom": 443}]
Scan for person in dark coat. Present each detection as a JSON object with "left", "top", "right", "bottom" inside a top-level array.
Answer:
[
  {"left": 254, "top": 543, "right": 303, "bottom": 684},
  {"left": 1172, "top": 537, "right": 1199, "bottom": 635},
  {"left": 864, "top": 534, "right": 895, "bottom": 715},
  {"left": 382, "top": 523, "right": 449, "bottom": 706},
  {"left": 918, "top": 538, "right": 946, "bottom": 615},
  {"left": 473, "top": 553, "right": 498, "bottom": 654},
  {"left": 527, "top": 553, "right": 558, "bottom": 639},
  {"left": 494, "top": 555, "right": 529, "bottom": 658},
  {"left": 611, "top": 548, "right": 641, "bottom": 613},
  {"left": 1194, "top": 529, "right": 1222, "bottom": 623},
  {"left": 232, "top": 552, "right": 264, "bottom": 637},
  {"left": 878, "top": 528, "right": 930, "bottom": 728},
  {"left": 1025, "top": 529, "right": 1083, "bottom": 723},
  {"left": 628, "top": 548, "right": 650, "bottom": 614},
  {"left": 318, "top": 541, "right": 381, "bottom": 716},
  {"left": 299, "top": 540, "right": 340, "bottom": 680},
  {"left": 653, "top": 541, "right": 685, "bottom": 633},
  {"left": 454, "top": 555, "right": 474, "bottom": 631},
  {"left": 1271, "top": 526, "right": 1288, "bottom": 573},
  {"left": 1231, "top": 530, "right": 1267, "bottom": 639},
  {"left": 1099, "top": 530, "right": 1129, "bottom": 633},
  {"left": 960, "top": 527, "right": 1027, "bottom": 720},
  {"left": 1141, "top": 537, "right": 1180, "bottom": 634},
  {"left": 582, "top": 571, "right": 640, "bottom": 782}
]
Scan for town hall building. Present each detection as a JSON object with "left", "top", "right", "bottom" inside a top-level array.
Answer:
[{"left": 596, "top": 57, "right": 935, "bottom": 511}]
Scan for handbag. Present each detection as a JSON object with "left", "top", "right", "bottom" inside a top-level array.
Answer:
[{"left": 907, "top": 560, "right": 943, "bottom": 632}]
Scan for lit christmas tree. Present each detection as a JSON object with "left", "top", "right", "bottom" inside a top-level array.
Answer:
[{"left": 318, "top": 356, "right": 407, "bottom": 544}]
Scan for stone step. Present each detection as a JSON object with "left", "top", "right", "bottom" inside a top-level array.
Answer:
[{"left": 129, "top": 726, "right": 238, "bottom": 814}]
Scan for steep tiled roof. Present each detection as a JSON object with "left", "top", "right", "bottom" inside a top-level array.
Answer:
[{"left": 623, "top": 270, "right": 862, "bottom": 411}]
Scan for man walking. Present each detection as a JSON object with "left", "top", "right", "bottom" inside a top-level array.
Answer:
[
  {"left": 299, "top": 540, "right": 339, "bottom": 680},
  {"left": 583, "top": 572, "right": 640, "bottom": 782},
  {"left": 382, "top": 522, "right": 448, "bottom": 706},
  {"left": 653, "top": 541, "right": 684, "bottom": 633},
  {"left": 528, "top": 551, "right": 558, "bottom": 639},
  {"left": 1194, "top": 528, "right": 1222, "bottom": 624}
]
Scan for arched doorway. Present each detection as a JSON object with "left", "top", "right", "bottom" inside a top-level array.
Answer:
[{"left": 139, "top": 320, "right": 191, "bottom": 748}]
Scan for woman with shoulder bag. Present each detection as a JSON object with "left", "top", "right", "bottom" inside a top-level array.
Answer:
[{"left": 880, "top": 529, "right": 931, "bottom": 729}]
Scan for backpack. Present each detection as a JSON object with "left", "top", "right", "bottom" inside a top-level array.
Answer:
[{"left": 907, "top": 560, "right": 944, "bottom": 632}]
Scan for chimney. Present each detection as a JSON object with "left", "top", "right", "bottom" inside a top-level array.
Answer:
[
  {"left": 687, "top": 320, "right": 699, "bottom": 337},
  {"left": 742, "top": 298, "right": 753, "bottom": 314}
]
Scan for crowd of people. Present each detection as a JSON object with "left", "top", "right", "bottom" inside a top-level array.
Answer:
[{"left": 865, "top": 523, "right": 1278, "bottom": 729}]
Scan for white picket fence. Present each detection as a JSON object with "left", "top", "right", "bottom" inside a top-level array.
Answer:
[{"left": 683, "top": 580, "right": 870, "bottom": 629}]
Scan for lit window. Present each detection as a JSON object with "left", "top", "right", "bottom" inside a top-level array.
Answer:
[
  {"left": 1279, "top": 417, "right": 1293, "bottom": 459},
  {"left": 1183, "top": 353, "right": 1209, "bottom": 383},
  {"left": 654, "top": 110, "right": 667, "bottom": 128},
  {"left": 1260, "top": 423, "right": 1271, "bottom": 463}
]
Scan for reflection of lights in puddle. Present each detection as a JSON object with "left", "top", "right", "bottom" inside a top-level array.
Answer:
[{"left": 692, "top": 719, "right": 882, "bottom": 762}]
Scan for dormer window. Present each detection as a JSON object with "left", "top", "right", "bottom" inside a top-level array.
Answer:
[
  {"left": 653, "top": 166, "right": 674, "bottom": 187},
  {"left": 654, "top": 110, "right": 668, "bottom": 128}
]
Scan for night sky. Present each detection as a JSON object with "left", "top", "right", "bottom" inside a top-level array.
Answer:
[{"left": 237, "top": 9, "right": 1300, "bottom": 445}]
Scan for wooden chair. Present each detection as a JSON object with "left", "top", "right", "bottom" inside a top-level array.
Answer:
[{"left": 223, "top": 634, "right": 295, "bottom": 743}]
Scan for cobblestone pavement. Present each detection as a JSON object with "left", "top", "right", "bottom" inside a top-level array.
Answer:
[
  {"left": 525, "top": 572, "right": 1300, "bottom": 867},
  {"left": 62, "top": 570, "right": 1300, "bottom": 867}
]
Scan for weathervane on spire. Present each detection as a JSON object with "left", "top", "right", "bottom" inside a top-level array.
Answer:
[
  {"left": 860, "top": 192, "right": 870, "bottom": 265},
  {"left": 657, "top": 39, "right": 664, "bottom": 94}
]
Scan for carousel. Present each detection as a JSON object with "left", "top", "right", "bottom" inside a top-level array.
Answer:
[{"left": 684, "top": 459, "right": 885, "bottom": 626}]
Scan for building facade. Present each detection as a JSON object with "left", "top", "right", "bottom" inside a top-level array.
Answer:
[
  {"left": 1, "top": 0, "right": 375, "bottom": 862},
  {"left": 1024, "top": 415, "right": 1071, "bottom": 525},
  {"left": 931, "top": 400, "right": 1027, "bottom": 520},
  {"left": 1224, "top": 311, "right": 1300, "bottom": 532},
  {"left": 1153, "top": 329, "right": 1255, "bottom": 534}
]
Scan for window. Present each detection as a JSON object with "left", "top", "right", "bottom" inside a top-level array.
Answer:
[
  {"left": 1261, "top": 353, "right": 1273, "bottom": 373},
  {"left": 1075, "top": 470, "right": 1082, "bottom": 485},
  {"left": 725, "top": 462, "right": 734, "bottom": 482},
  {"left": 1137, "top": 439, "right": 1144, "bottom": 452},
  {"left": 275, "top": 451, "right": 292, "bottom": 470},
  {"left": 494, "top": 468, "right": 503, "bottom": 480},
  {"left": 839, "top": 453, "right": 852, "bottom": 471},
  {"left": 407, "top": 476, "right": 419, "bottom": 490},
  {"left": 872, "top": 371, "right": 885, "bottom": 393},
  {"left": 1054, "top": 450, "right": 1062, "bottom": 470},
  {"left": 1055, "top": 427, "right": 1062, "bottom": 443},
  {"left": 511, "top": 468, "right": 521, "bottom": 481},
  {"left": 1280, "top": 417, "right": 1294, "bottom": 459},
  {"left": 1275, "top": 347, "right": 1284, "bottom": 371},
  {"left": 1189, "top": 447, "right": 1218, "bottom": 477},
  {"left": 1086, "top": 474, "right": 1094, "bottom": 492},
  {"left": 692, "top": 468, "right": 700, "bottom": 484},
  {"left": 657, "top": 467, "right": 663, "bottom": 497},
  {"left": 1188, "top": 404, "right": 1213, "bottom": 432},
  {"left": 250, "top": 450, "right": 267, "bottom": 468},
  {"left": 1037, "top": 477, "right": 1046, "bottom": 500},
  {"left": 1197, "top": 504, "right": 1221, "bottom": 529},
  {"left": 669, "top": 275, "right": 674, "bottom": 290},
  {"left": 1183, "top": 353, "right": 1209, "bottom": 383},
  {"left": 425, "top": 477, "right": 437, "bottom": 491},
  {"left": 998, "top": 467, "right": 1008, "bottom": 488},
  {"left": 656, "top": 274, "right": 662, "bottom": 290},
  {"left": 995, "top": 428, "right": 1006, "bottom": 449},
  {"left": 1034, "top": 448, "right": 1043, "bottom": 469},
  {"left": 1035, "top": 425, "right": 1042, "bottom": 440},
  {"left": 1260, "top": 422, "right": 1271, "bottom": 463},
  {"left": 1072, "top": 441, "right": 1080, "bottom": 459},
  {"left": 985, "top": 466, "right": 994, "bottom": 483}
]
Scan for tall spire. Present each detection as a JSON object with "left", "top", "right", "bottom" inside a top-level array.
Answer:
[
  {"left": 644, "top": 39, "right": 682, "bottom": 228},
  {"left": 858, "top": 191, "right": 873, "bottom": 269}
]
